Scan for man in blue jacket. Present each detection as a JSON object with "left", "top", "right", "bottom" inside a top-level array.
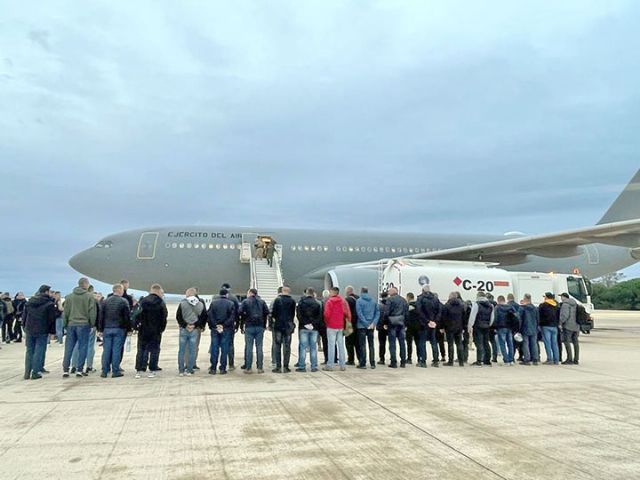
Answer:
[
  {"left": 494, "top": 295, "right": 518, "bottom": 365},
  {"left": 23, "top": 285, "right": 57, "bottom": 380},
  {"left": 519, "top": 294, "right": 539, "bottom": 365},
  {"left": 355, "top": 287, "right": 380, "bottom": 369},
  {"left": 208, "top": 289, "right": 237, "bottom": 375}
]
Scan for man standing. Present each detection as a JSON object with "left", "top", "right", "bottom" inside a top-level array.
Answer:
[
  {"left": 539, "top": 292, "right": 560, "bottom": 364},
  {"left": 134, "top": 284, "right": 168, "bottom": 378},
  {"left": 559, "top": 293, "right": 580, "bottom": 365},
  {"left": 322, "top": 287, "right": 349, "bottom": 371},
  {"left": 265, "top": 241, "right": 275, "bottom": 267},
  {"left": 63, "top": 278, "right": 97, "bottom": 378},
  {"left": 404, "top": 293, "right": 420, "bottom": 365},
  {"left": 376, "top": 292, "right": 389, "bottom": 365},
  {"left": 239, "top": 288, "right": 269, "bottom": 374},
  {"left": 295, "top": 288, "right": 322, "bottom": 372},
  {"left": 469, "top": 292, "right": 495, "bottom": 367},
  {"left": 441, "top": 292, "right": 465, "bottom": 367},
  {"left": 494, "top": 296, "right": 517, "bottom": 366},
  {"left": 221, "top": 283, "right": 240, "bottom": 370},
  {"left": 507, "top": 293, "right": 523, "bottom": 361},
  {"left": 270, "top": 286, "right": 296, "bottom": 373},
  {"left": 385, "top": 287, "right": 408, "bottom": 368},
  {"left": 98, "top": 284, "right": 131, "bottom": 378},
  {"left": 120, "top": 280, "right": 134, "bottom": 308},
  {"left": 416, "top": 285, "right": 441, "bottom": 367},
  {"left": 176, "top": 288, "right": 205, "bottom": 376},
  {"left": 344, "top": 286, "right": 360, "bottom": 366},
  {"left": 519, "top": 294, "right": 539, "bottom": 366},
  {"left": 208, "top": 289, "right": 236, "bottom": 375},
  {"left": 355, "top": 287, "right": 379, "bottom": 369},
  {"left": 23, "top": 285, "right": 56, "bottom": 380}
]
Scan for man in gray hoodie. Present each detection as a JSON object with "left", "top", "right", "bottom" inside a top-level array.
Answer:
[
  {"left": 176, "top": 287, "right": 205, "bottom": 375},
  {"left": 559, "top": 293, "right": 580, "bottom": 365},
  {"left": 62, "top": 278, "right": 97, "bottom": 378}
]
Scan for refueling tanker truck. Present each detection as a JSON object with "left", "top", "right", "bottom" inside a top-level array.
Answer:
[{"left": 381, "top": 259, "right": 594, "bottom": 313}]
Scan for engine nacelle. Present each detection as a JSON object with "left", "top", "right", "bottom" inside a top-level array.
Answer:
[{"left": 324, "top": 267, "right": 379, "bottom": 295}]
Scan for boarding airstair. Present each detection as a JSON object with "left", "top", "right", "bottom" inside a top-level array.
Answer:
[{"left": 240, "top": 234, "right": 284, "bottom": 306}]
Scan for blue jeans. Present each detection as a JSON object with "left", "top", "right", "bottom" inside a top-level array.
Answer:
[
  {"left": 244, "top": 326, "right": 265, "bottom": 370},
  {"left": 64, "top": 325, "right": 91, "bottom": 372},
  {"left": 387, "top": 325, "right": 407, "bottom": 366},
  {"left": 178, "top": 328, "right": 198, "bottom": 373},
  {"left": 25, "top": 333, "right": 48, "bottom": 377},
  {"left": 416, "top": 329, "right": 428, "bottom": 363},
  {"left": 72, "top": 327, "right": 96, "bottom": 369},
  {"left": 542, "top": 326, "right": 559, "bottom": 363},
  {"left": 497, "top": 328, "right": 514, "bottom": 363},
  {"left": 101, "top": 328, "right": 126, "bottom": 375},
  {"left": 522, "top": 333, "right": 539, "bottom": 363},
  {"left": 326, "top": 328, "right": 346, "bottom": 368},
  {"left": 299, "top": 329, "right": 319, "bottom": 369},
  {"left": 356, "top": 328, "right": 375, "bottom": 367},
  {"left": 427, "top": 328, "right": 440, "bottom": 363},
  {"left": 210, "top": 329, "right": 232, "bottom": 372},
  {"left": 55, "top": 316, "right": 64, "bottom": 344}
]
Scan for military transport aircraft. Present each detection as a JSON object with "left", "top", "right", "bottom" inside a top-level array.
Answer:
[{"left": 70, "top": 170, "right": 640, "bottom": 298}]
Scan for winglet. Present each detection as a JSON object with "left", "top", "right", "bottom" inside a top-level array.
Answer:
[{"left": 598, "top": 169, "right": 640, "bottom": 224}]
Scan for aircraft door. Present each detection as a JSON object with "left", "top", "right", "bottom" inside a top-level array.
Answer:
[{"left": 137, "top": 232, "right": 159, "bottom": 260}]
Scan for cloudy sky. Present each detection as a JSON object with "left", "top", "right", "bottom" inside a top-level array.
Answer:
[{"left": 1, "top": 0, "right": 639, "bottom": 295}]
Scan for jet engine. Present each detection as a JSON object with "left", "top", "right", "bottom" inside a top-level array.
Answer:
[{"left": 324, "top": 266, "right": 379, "bottom": 295}]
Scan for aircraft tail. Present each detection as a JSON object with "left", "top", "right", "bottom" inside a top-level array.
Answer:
[{"left": 598, "top": 169, "right": 640, "bottom": 224}]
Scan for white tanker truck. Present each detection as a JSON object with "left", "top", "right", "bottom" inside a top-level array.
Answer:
[{"left": 381, "top": 259, "right": 594, "bottom": 312}]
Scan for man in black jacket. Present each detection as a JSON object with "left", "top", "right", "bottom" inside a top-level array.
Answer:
[
  {"left": 385, "top": 287, "right": 409, "bottom": 368},
  {"left": 134, "top": 284, "right": 168, "bottom": 378},
  {"left": 416, "top": 285, "right": 442, "bottom": 367},
  {"left": 221, "top": 283, "right": 240, "bottom": 370},
  {"left": 344, "top": 286, "right": 360, "bottom": 366},
  {"left": 441, "top": 292, "right": 466, "bottom": 367},
  {"left": 377, "top": 292, "right": 389, "bottom": 365},
  {"left": 296, "top": 288, "right": 323, "bottom": 372},
  {"left": 207, "top": 289, "right": 236, "bottom": 375},
  {"left": 239, "top": 288, "right": 269, "bottom": 374},
  {"left": 270, "top": 286, "right": 296, "bottom": 373},
  {"left": 98, "top": 284, "right": 131, "bottom": 378},
  {"left": 23, "top": 285, "right": 57, "bottom": 380},
  {"left": 405, "top": 293, "right": 420, "bottom": 365}
]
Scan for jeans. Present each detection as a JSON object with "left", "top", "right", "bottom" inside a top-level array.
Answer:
[
  {"left": 522, "top": 333, "right": 539, "bottom": 363},
  {"left": 299, "top": 329, "right": 319, "bottom": 369},
  {"left": 135, "top": 336, "right": 161, "bottom": 372},
  {"left": 25, "top": 333, "right": 48, "bottom": 377},
  {"left": 72, "top": 327, "right": 96, "bottom": 369},
  {"left": 357, "top": 328, "right": 375, "bottom": 367},
  {"left": 55, "top": 316, "right": 64, "bottom": 344},
  {"left": 446, "top": 330, "right": 464, "bottom": 364},
  {"left": 416, "top": 329, "right": 428, "bottom": 363},
  {"left": 178, "top": 328, "right": 198, "bottom": 373},
  {"left": 490, "top": 331, "right": 498, "bottom": 362},
  {"left": 474, "top": 328, "right": 491, "bottom": 364},
  {"left": 562, "top": 329, "right": 580, "bottom": 362},
  {"left": 387, "top": 325, "right": 407, "bottom": 366},
  {"left": 427, "top": 328, "right": 440, "bottom": 363},
  {"left": 210, "top": 329, "right": 232, "bottom": 372},
  {"left": 273, "top": 330, "right": 292, "bottom": 368},
  {"left": 101, "top": 328, "right": 126, "bottom": 375},
  {"left": 542, "top": 326, "right": 559, "bottom": 363},
  {"left": 244, "top": 326, "right": 265, "bottom": 370},
  {"left": 63, "top": 325, "right": 91, "bottom": 372},
  {"left": 377, "top": 328, "right": 387, "bottom": 362},
  {"left": 326, "top": 328, "right": 346, "bottom": 368},
  {"left": 185, "top": 328, "right": 202, "bottom": 367},
  {"left": 497, "top": 328, "right": 514, "bottom": 363}
]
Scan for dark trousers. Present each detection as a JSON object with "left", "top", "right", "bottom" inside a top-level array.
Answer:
[
  {"left": 474, "top": 328, "right": 492, "bottom": 364},
  {"left": 562, "top": 330, "right": 580, "bottom": 362},
  {"left": 462, "top": 330, "right": 470, "bottom": 363},
  {"left": 319, "top": 328, "right": 329, "bottom": 363},
  {"left": 405, "top": 325, "right": 419, "bottom": 361},
  {"left": 345, "top": 328, "right": 360, "bottom": 364},
  {"left": 557, "top": 327, "right": 564, "bottom": 362},
  {"left": 446, "top": 330, "right": 464, "bottom": 365},
  {"left": 436, "top": 329, "right": 446, "bottom": 361},
  {"left": 357, "top": 328, "right": 375, "bottom": 367},
  {"left": 427, "top": 328, "right": 440, "bottom": 363},
  {"left": 24, "top": 333, "right": 48, "bottom": 378},
  {"left": 13, "top": 318, "right": 23, "bottom": 341},
  {"left": 387, "top": 325, "right": 406, "bottom": 366},
  {"left": 490, "top": 330, "right": 498, "bottom": 362},
  {"left": 228, "top": 331, "right": 235, "bottom": 367},
  {"left": 135, "top": 336, "right": 161, "bottom": 372},
  {"left": 273, "top": 330, "right": 292, "bottom": 368},
  {"left": 2, "top": 316, "right": 15, "bottom": 342},
  {"left": 377, "top": 328, "right": 388, "bottom": 362},
  {"left": 416, "top": 329, "right": 428, "bottom": 363}
]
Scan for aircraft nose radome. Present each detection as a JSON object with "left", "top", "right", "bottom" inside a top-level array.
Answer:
[{"left": 69, "top": 251, "right": 91, "bottom": 275}]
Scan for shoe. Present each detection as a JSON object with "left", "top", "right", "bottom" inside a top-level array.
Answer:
[
  {"left": 483, "top": 363, "right": 492, "bottom": 367},
  {"left": 193, "top": 365, "right": 200, "bottom": 370},
  {"left": 377, "top": 360, "right": 385, "bottom": 365},
  {"left": 339, "top": 366, "right": 346, "bottom": 371},
  {"left": 283, "top": 367, "right": 291, "bottom": 373},
  {"left": 31, "top": 373, "right": 43, "bottom": 380},
  {"left": 41, "top": 369, "right": 50, "bottom": 374},
  {"left": 244, "top": 369, "right": 253, "bottom": 374},
  {"left": 458, "top": 362, "right": 464, "bottom": 367},
  {"left": 86, "top": 367, "right": 97, "bottom": 373},
  {"left": 63, "top": 371, "right": 69, "bottom": 378},
  {"left": 272, "top": 368, "right": 281, "bottom": 373},
  {"left": 472, "top": 362, "right": 483, "bottom": 367},
  {"left": 561, "top": 360, "right": 573, "bottom": 365},
  {"left": 135, "top": 372, "right": 142, "bottom": 378},
  {"left": 112, "top": 372, "right": 123, "bottom": 378},
  {"left": 148, "top": 372, "right": 156, "bottom": 378},
  {"left": 208, "top": 369, "right": 216, "bottom": 375},
  {"left": 573, "top": 360, "right": 579, "bottom": 365},
  {"left": 70, "top": 367, "right": 77, "bottom": 374},
  {"left": 553, "top": 361, "right": 559, "bottom": 365},
  {"left": 179, "top": 372, "right": 186, "bottom": 377},
  {"left": 185, "top": 371, "right": 193, "bottom": 376},
  {"left": 356, "top": 365, "right": 366, "bottom": 369},
  {"left": 219, "top": 370, "right": 227, "bottom": 375},
  {"left": 311, "top": 368, "right": 318, "bottom": 372},
  {"left": 295, "top": 367, "right": 306, "bottom": 372},
  {"left": 346, "top": 361, "right": 355, "bottom": 366},
  {"left": 257, "top": 369, "right": 264, "bottom": 374},
  {"left": 432, "top": 362, "right": 439, "bottom": 368},
  {"left": 152, "top": 367, "right": 162, "bottom": 371},
  {"left": 75, "top": 372, "right": 84, "bottom": 378},
  {"left": 370, "top": 364, "right": 376, "bottom": 369},
  {"left": 388, "top": 364, "right": 397, "bottom": 369},
  {"left": 400, "top": 363, "right": 406, "bottom": 368},
  {"left": 406, "top": 359, "right": 413, "bottom": 364},
  {"left": 418, "top": 362, "right": 427, "bottom": 368},
  {"left": 533, "top": 361, "right": 539, "bottom": 366},
  {"left": 240, "top": 365, "right": 246, "bottom": 370},
  {"left": 543, "top": 360, "right": 553, "bottom": 365},
  {"left": 100, "top": 372, "right": 108, "bottom": 378},
  {"left": 522, "top": 361, "right": 531, "bottom": 366},
  {"left": 228, "top": 366, "right": 236, "bottom": 371},
  {"left": 322, "top": 366, "right": 334, "bottom": 371},
  {"left": 444, "top": 362, "right": 454, "bottom": 367}
]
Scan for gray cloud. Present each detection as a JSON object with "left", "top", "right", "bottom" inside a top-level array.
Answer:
[{"left": 1, "top": 1, "right": 639, "bottom": 294}]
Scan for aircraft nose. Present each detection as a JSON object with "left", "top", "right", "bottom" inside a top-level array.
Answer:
[{"left": 69, "top": 249, "right": 93, "bottom": 276}]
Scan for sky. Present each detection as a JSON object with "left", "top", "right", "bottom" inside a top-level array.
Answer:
[{"left": 1, "top": 0, "right": 639, "bottom": 296}]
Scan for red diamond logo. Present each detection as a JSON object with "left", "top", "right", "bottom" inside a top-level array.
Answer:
[{"left": 453, "top": 276, "right": 462, "bottom": 286}]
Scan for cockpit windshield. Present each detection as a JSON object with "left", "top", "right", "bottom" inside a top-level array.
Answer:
[
  {"left": 95, "top": 240, "right": 113, "bottom": 248},
  {"left": 566, "top": 276, "right": 588, "bottom": 303}
]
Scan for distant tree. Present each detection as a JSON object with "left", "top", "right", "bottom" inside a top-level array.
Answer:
[
  {"left": 594, "top": 272, "right": 626, "bottom": 288},
  {"left": 592, "top": 278, "right": 640, "bottom": 310}
]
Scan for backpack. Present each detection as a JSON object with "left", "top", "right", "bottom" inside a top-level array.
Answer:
[
  {"left": 476, "top": 303, "right": 493, "bottom": 329},
  {"left": 130, "top": 303, "right": 143, "bottom": 330},
  {"left": 576, "top": 304, "right": 594, "bottom": 334}
]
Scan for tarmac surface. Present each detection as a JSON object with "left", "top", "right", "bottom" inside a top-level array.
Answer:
[{"left": 1, "top": 308, "right": 639, "bottom": 480}]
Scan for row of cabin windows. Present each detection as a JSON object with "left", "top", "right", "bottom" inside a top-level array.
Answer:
[{"left": 163, "top": 242, "right": 435, "bottom": 254}]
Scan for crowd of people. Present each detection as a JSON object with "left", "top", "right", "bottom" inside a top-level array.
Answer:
[{"left": 4, "top": 277, "right": 587, "bottom": 381}]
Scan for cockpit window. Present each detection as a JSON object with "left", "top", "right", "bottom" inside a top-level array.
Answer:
[{"left": 95, "top": 240, "right": 113, "bottom": 248}]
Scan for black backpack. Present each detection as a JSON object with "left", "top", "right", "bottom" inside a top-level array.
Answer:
[
  {"left": 576, "top": 304, "right": 593, "bottom": 334},
  {"left": 476, "top": 303, "right": 493, "bottom": 329}
]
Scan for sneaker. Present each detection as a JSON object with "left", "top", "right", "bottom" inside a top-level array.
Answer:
[
  {"left": 100, "top": 372, "right": 108, "bottom": 378},
  {"left": 388, "top": 364, "right": 397, "bottom": 369},
  {"left": 219, "top": 370, "right": 227, "bottom": 375},
  {"left": 208, "top": 369, "right": 216, "bottom": 375},
  {"left": 400, "top": 363, "right": 406, "bottom": 368},
  {"left": 339, "top": 366, "right": 346, "bottom": 371},
  {"left": 257, "top": 369, "right": 264, "bottom": 374},
  {"left": 185, "top": 371, "right": 194, "bottom": 376},
  {"left": 30, "top": 373, "right": 43, "bottom": 380},
  {"left": 418, "top": 362, "right": 427, "bottom": 368},
  {"left": 86, "top": 367, "right": 97, "bottom": 373},
  {"left": 228, "top": 366, "right": 236, "bottom": 371},
  {"left": 283, "top": 367, "right": 291, "bottom": 373},
  {"left": 70, "top": 367, "right": 76, "bottom": 374},
  {"left": 561, "top": 360, "right": 573, "bottom": 365},
  {"left": 370, "top": 364, "right": 376, "bottom": 369},
  {"left": 346, "top": 361, "right": 355, "bottom": 366},
  {"left": 63, "top": 372, "right": 69, "bottom": 378},
  {"left": 295, "top": 368, "right": 306, "bottom": 372},
  {"left": 522, "top": 361, "right": 531, "bottom": 366},
  {"left": 553, "top": 361, "right": 559, "bottom": 365},
  {"left": 573, "top": 360, "right": 579, "bottom": 365},
  {"left": 135, "top": 372, "right": 142, "bottom": 378},
  {"left": 179, "top": 372, "right": 186, "bottom": 377},
  {"left": 432, "top": 362, "right": 440, "bottom": 368},
  {"left": 533, "top": 361, "right": 539, "bottom": 366},
  {"left": 272, "top": 368, "right": 281, "bottom": 373},
  {"left": 471, "top": 362, "right": 483, "bottom": 367},
  {"left": 112, "top": 372, "right": 124, "bottom": 378},
  {"left": 147, "top": 372, "right": 156, "bottom": 378},
  {"left": 193, "top": 365, "right": 200, "bottom": 370},
  {"left": 240, "top": 365, "right": 246, "bottom": 370},
  {"left": 75, "top": 372, "right": 84, "bottom": 378},
  {"left": 244, "top": 369, "right": 253, "bottom": 374},
  {"left": 444, "top": 362, "right": 454, "bottom": 367},
  {"left": 311, "top": 368, "right": 318, "bottom": 372},
  {"left": 41, "top": 369, "right": 50, "bottom": 374},
  {"left": 543, "top": 360, "right": 554, "bottom": 365},
  {"left": 322, "top": 366, "right": 334, "bottom": 372},
  {"left": 458, "top": 361, "right": 464, "bottom": 367},
  {"left": 377, "top": 360, "right": 385, "bottom": 365},
  {"left": 356, "top": 365, "right": 366, "bottom": 369}
]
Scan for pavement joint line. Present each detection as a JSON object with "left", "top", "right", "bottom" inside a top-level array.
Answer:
[
  {"left": 204, "top": 396, "right": 230, "bottom": 479},
  {"left": 96, "top": 400, "right": 136, "bottom": 479},
  {"left": 0, "top": 404, "right": 58, "bottom": 460}
]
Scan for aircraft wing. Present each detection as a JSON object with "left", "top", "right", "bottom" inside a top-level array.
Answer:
[{"left": 407, "top": 218, "right": 640, "bottom": 263}]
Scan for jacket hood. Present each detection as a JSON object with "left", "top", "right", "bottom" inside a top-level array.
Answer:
[
  {"left": 562, "top": 297, "right": 577, "bottom": 306},
  {"left": 72, "top": 287, "right": 89, "bottom": 295},
  {"left": 544, "top": 299, "right": 558, "bottom": 307},
  {"left": 447, "top": 298, "right": 463, "bottom": 307},
  {"left": 360, "top": 293, "right": 373, "bottom": 302},
  {"left": 497, "top": 303, "right": 512, "bottom": 312},
  {"left": 141, "top": 294, "right": 164, "bottom": 308},
  {"left": 27, "top": 294, "right": 51, "bottom": 308},
  {"left": 477, "top": 299, "right": 492, "bottom": 307},
  {"left": 522, "top": 303, "right": 537, "bottom": 311},
  {"left": 327, "top": 295, "right": 343, "bottom": 305}
]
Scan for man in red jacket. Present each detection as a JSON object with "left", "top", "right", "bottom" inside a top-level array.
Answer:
[{"left": 322, "top": 287, "right": 349, "bottom": 371}]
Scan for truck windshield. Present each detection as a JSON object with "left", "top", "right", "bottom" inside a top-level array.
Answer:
[{"left": 567, "top": 276, "right": 588, "bottom": 303}]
